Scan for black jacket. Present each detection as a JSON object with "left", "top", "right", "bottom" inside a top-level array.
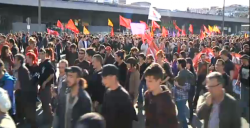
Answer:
[{"left": 18, "top": 64, "right": 33, "bottom": 92}]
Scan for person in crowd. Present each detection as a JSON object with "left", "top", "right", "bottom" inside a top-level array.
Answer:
[
  {"left": 239, "top": 44, "right": 249, "bottom": 55},
  {"left": 53, "top": 66, "right": 92, "bottom": 128},
  {"left": 180, "top": 51, "right": 187, "bottom": 59},
  {"left": 193, "top": 53, "right": 209, "bottom": 109},
  {"left": 173, "top": 58, "right": 195, "bottom": 128},
  {"left": 209, "top": 46, "right": 221, "bottom": 71},
  {"left": 146, "top": 54, "right": 154, "bottom": 64},
  {"left": 78, "top": 35, "right": 90, "bottom": 49},
  {"left": 114, "top": 50, "right": 127, "bottom": 87},
  {"left": 74, "top": 48, "right": 90, "bottom": 71},
  {"left": 85, "top": 48, "right": 95, "bottom": 75},
  {"left": 0, "top": 45, "right": 14, "bottom": 75},
  {"left": 188, "top": 41, "right": 198, "bottom": 59},
  {"left": 13, "top": 54, "right": 36, "bottom": 128},
  {"left": 197, "top": 72, "right": 241, "bottom": 128},
  {"left": 38, "top": 48, "right": 55, "bottom": 124},
  {"left": 101, "top": 64, "right": 137, "bottom": 128},
  {"left": 144, "top": 63, "right": 178, "bottom": 128},
  {"left": 42, "top": 33, "right": 49, "bottom": 48},
  {"left": 137, "top": 53, "right": 148, "bottom": 106},
  {"left": 236, "top": 54, "right": 249, "bottom": 121},
  {"left": 67, "top": 44, "right": 78, "bottom": 66},
  {"left": 140, "top": 39, "right": 149, "bottom": 55},
  {"left": 9, "top": 38, "right": 19, "bottom": 57},
  {"left": 25, "top": 37, "right": 38, "bottom": 57},
  {"left": 220, "top": 49, "right": 235, "bottom": 80},
  {"left": 215, "top": 59, "right": 233, "bottom": 95},
  {"left": 104, "top": 46, "right": 115, "bottom": 65},
  {"left": 186, "top": 58, "right": 196, "bottom": 124},
  {"left": 57, "top": 59, "right": 68, "bottom": 95},
  {"left": 0, "top": 35, "right": 11, "bottom": 54},
  {"left": 125, "top": 57, "right": 140, "bottom": 104},
  {"left": 156, "top": 50, "right": 174, "bottom": 88},
  {"left": 75, "top": 112, "right": 106, "bottom": 128},
  {"left": 0, "top": 87, "right": 16, "bottom": 128},
  {"left": 98, "top": 45, "right": 106, "bottom": 59},
  {"left": 91, "top": 37, "right": 101, "bottom": 51},
  {"left": 0, "top": 60, "right": 15, "bottom": 121},
  {"left": 125, "top": 47, "right": 139, "bottom": 61},
  {"left": 172, "top": 52, "right": 179, "bottom": 76},
  {"left": 91, "top": 54, "right": 106, "bottom": 112}
]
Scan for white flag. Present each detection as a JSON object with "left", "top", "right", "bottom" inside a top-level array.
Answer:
[{"left": 148, "top": 6, "right": 161, "bottom": 21}]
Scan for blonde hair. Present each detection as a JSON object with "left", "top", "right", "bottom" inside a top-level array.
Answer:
[
  {"left": 59, "top": 59, "right": 68, "bottom": 67},
  {"left": 28, "top": 37, "right": 37, "bottom": 45}
]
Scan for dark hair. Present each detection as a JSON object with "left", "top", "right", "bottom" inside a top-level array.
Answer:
[
  {"left": 126, "top": 57, "right": 139, "bottom": 70},
  {"left": 70, "top": 43, "right": 77, "bottom": 49},
  {"left": 186, "top": 58, "right": 195, "bottom": 75},
  {"left": 86, "top": 48, "right": 95, "bottom": 57},
  {"left": 173, "top": 52, "right": 179, "bottom": 58},
  {"left": 14, "top": 53, "right": 25, "bottom": 64},
  {"left": 216, "top": 59, "right": 225, "bottom": 66},
  {"left": 99, "top": 45, "right": 105, "bottom": 50},
  {"left": 180, "top": 51, "right": 186, "bottom": 58},
  {"left": 39, "top": 48, "right": 46, "bottom": 53},
  {"left": 177, "top": 58, "right": 186, "bottom": 68},
  {"left": 212, "top": 46, "right": 220, "bottom": 52},
  {"left": 45, "top": 48, "right": 55, "bottom": 61},
  {"left": 223, "top": 45, "right": 230, "bottom": 51},
  {"left": 138, "top": 53, "right": 146, "bottom": 60},
  {"left": 220, "top": 49, "right": 229, "bottom": 56},
  {"left": 115, "top": 50, "right": 125, "bottom": 60},
  {"left": 0, "top": 45, "right": 10, "bottom": 60},
  {"left": 144, "top": 63, "right": 165, "bottom": 80},
  {"left": 93, "top": 54, "right": 103, "bottom": 64},
  {"left": 9, "top": 38, "right": 15, "bottom": 45}
]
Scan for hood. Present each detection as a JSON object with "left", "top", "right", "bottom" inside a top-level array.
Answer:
[{"left": 0, "top": 72, "right": 14, "bottom": 81}]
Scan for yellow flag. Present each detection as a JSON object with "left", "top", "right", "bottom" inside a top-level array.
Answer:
[
  {"left": 208, "top": 25, "right": 213, "bottom": 32},
  {"left": 108, "top": 19, "right": 113, "bottom": 27},
  {"left": 245, "top": 33, "right": 249, "bottom": 38},
  {"left": 83, "top": 26, "right": 90, "bottom": 35}
]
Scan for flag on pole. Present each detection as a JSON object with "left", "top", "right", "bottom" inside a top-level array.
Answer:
[
  {"left": 65, "top": 19, "right": 79, "bottom": 33},
  {"left": 140, "top": 21, "right": 149, "bottom": 30},
  {"left": 189, "top": 24, "right": 193, "bottom": 34},
  {"left": 119, "top": 15, "right": 131, "bottom": 29},
  {"left": 208, "top": 25, "right": 213, "bottom": 32},
  {"left": 57, "top": 20, "right": 64, "bottom": 30},
  {"left": 47, "top": 28, "right": 59, "bottom": 36},
  {"left": 162, "top": 26, "right": 168, "bottom": 37},
  {"left": 83, "top": 26, "right": 90, "bottom": 35},
  {"left": 148, "top": 6, "right": 161, "bottom": 21},
  {"left": 110, "top": 27, "right": 114, "bottom": 37},
  {"left": 151, "top": 20, "right": 160, "bottom": 31},
  {"left": 130, "top": 23, "right": 146, "bottom": 35},
  {"left": 108, "top": 19, "right": 113, "bottom": 27}
]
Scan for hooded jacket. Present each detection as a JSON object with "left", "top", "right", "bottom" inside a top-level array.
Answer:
[{"left": 0, "top": 72, "right": 15, "bottom": 115}]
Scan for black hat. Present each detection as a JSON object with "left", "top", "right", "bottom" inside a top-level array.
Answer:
[
  {"left": 101, "top": 64, "right": 119, "bottom": 77},
  {"left": 65, "top": 66, "right": 83, "bottom": 77},
  {"left": 76, "top": 113, "right": 105, "bottom": 128},
  {"left": 240, "top": 54, "right": 249, "bottom": 60}
]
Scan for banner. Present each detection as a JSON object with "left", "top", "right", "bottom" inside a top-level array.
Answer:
[{"left": 130, "top": 23, "right": 146, "bottom": 35}]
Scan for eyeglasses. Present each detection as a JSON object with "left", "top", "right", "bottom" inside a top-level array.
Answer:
[
  {"left": 79, "top": 52, "right": 85, "bottom": 54},
  {"left": 205, "top": 83, "right": 220, "bottom": 89}
]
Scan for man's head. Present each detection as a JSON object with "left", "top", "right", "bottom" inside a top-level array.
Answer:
[
  {"left": 146, "top": 54, "right": 154, "bottom": 64},
  {"left": 101, "top": 64, "right": 119, "bottom": 88},
  {"left": 0, "top": 88, "right": 11, "bottom": 113},
  {"left": 59, "top": 59, "right": 68, "bottom": 75},
  {"left": 215, "top": 59, "right": 225, "bottom": 72},
  {"left": 70, "top": 44, "right": 77, "bottom": 53},
  {"left": 212, "top": 46, "right": 220, "bottom": 57},
  {"left": 220, "top": 49, "right": 229, "bottom": 61},
  {"left": 144, "top": 63, "right": 164, "bottom": 91},
  {"left": 243, "top": 44, "right": 249, "bottom": 53},
  {"left": 75, "top": 112, "right": 105, "bottom": 128},
  {"left": 105, "top": 46, "right": 112, "bottom": 55},
  {"left": 78, "top": 48, "right": 86, "bottom": 60},
  {"left": 14, "top": 54, "right": 25, "bottom": 67},
  {"left": 138, "top": 53, "right": 146, "bottom": 62},
  {"left": 0, "top": 35, "right": 6, "bottom": 43},
  {"left": 65, "top": 66, "right": 83, "bottom": 87},
  {"left": 180, "top": 51, "right": 186, "bottom": 58},
  {"left": 26, "top": 52, "right": 37, "bottom": 65},
  {"left": 39, "top": 48, "right": 46, "bottom": 60},
  {"left": 86, "top": 48, "right": 95, "bottom": 61},
  {"left": 99, "top": 45, "right": 105, "bottom": 53},
  {"left": 130, "top": 47, "right": 139, "bottom": 56},
  {"left": 240, "top": 54, "right": 249, "bottom": 65},
  {"left": 177, "top": 58, "right": 186, "bottom": 70},
  {"left": 92, "top": 54, "right": 103, "bottom": 69},
  {"left": 115, "top": 50, "right": 125, "bottom": 62},
  {"left": 200, "top": 53, "right": 206, "bottom": 62},
  {"left": 206, "top": 72, "right": 224, "bottom": 98}
]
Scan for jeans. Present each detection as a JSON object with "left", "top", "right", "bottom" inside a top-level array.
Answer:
[
  {"left": 240, "top": 85, "right": 249, "bottom": 121},
  {"left": 188, "top": 85, "right": 195, "bottom": 122},
  {"left": 176, "top": 100, "right": 188, "bottom": 128},
  {"left": 39, "top": 85, "right": 53, "bottom": 124},
  {"left": 138, "top": 80, "right": 147, "bottom": 104}
]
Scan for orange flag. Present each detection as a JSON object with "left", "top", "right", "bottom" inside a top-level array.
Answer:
[
  {"left": 110, "top": 27, "right": 114, "bottom": 37},
  {"left": 200, "top": 30, "right": 205, "bottom": 40},
  {"left": 65, "top": 19, "right": 79, "bottom": 33},
  {"left": 151, "top": 20, "right": 160, "bottom": 31},
  {"left": 203, "top": 25, "right": 209, "bottom": 33},
  {"left": 140, "top": 21, "right": 149, "bottom": 30},
  {"left": 189, "top": 24, "right": 193, "bottom": 34},
  {"left": 173, "top": 21, "right": 181, "bottom": 31},
  {"left": 57, "top": 20, "right": 64, "bottom": 30},
  {"left": 162, "top": 26, "right": 168, "bottom": 37},
  {"left": 119, "top": 15, "right": 131, "bottom": 29}
]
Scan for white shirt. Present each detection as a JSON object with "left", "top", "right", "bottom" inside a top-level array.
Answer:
[{"left": 140, "top": 43, "right": 149, "bottom": 55}]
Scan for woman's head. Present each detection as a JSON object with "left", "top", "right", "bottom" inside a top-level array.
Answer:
[
  {"left": 186, "top": 58, "right": 193, "bottom": 70},
  {"left": 115, "top": 50, "right": 125, "bottom": 62},
  {"left": 8, "top": 38, "right": 16, "bottom": 48},
  {"left": 156, "top": 50, "right": 165, "bottom": 63},
  {"left": 130, "top": 47, "right": 139, "bottom": 56},
  {"left": 173, "top": 52, "right": 179, "bottom": 60},
  {"left": 26, "top": 52, "right": 38, "bottom": 65},
  {"left": 126, "top": 57, "right": 138, "bottom": 69},
  {"left": 45, "top": 48, "right": 54, "bottom": 61},
  {"left": 1, "top": 45, "right": 10, "bottom": 59},
  {"left": 28, "top": 37, "right": 37, "bottom": 47}
]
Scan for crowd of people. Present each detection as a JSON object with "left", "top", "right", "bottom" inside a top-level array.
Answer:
[{"left": 0, "top": 31, "right": 249, "bottom": 128}]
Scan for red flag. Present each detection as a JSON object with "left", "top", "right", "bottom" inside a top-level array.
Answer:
[
  {"left": 200, "top": 30, "right": 205, "bottom": 40},
  {"left": 47, "top": 28, "right": 59, "bottom": 36},
  {"left": 173, "top": 21, "right": 182, "bottom": 31},
  {"left": 189, "top": 24, "right": 193, "bottom": 34},
  {"left": 231, "top": 53, "right": 241, "bottom": 79},
  {"left": 110, "top": 27, "right": 114, "bottom": 37},
  {"left": 57, "top": 20, "right": 64, "bottom": 30},
  {"left": 193, "top": 48, "right": 214, "bottom": 69},
  {"left": 152, "top": 20, "right": 160, "bottom": 31},
  {"left": 181, "top": 29, "right": 186, "bottom": 36},
  {"left": 65, "top": 19, "right": 79, "bottom": 33},
  {"left": 119, "top": 15, "right": 131, "bottom": 29},
  {"left": 162, "top": 26, "right": 168, "bottom": 37},
  {"left": 177, "top": 31, "right": 180, "bottom": 37},
  {"left": 140, "top": 21, "right": 149, "bottom": 30},
  {"left": 203, "top": 25, "right": 209, "bottom": 33}
]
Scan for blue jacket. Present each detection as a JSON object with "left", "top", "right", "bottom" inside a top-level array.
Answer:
[{"left": 0, "top": 72, "right": 15, "bottom": 115}]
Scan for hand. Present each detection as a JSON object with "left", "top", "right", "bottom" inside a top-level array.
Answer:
[
  {"left": 205, "top": 94, "right": 212, "bottom": 106},
  {"left": 42, "top": 82, "right": 47, "bottom": 89}
]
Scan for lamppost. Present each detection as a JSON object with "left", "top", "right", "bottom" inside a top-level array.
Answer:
[
  {"left": 222, "top": 0, "right": 225, "bottom": 36},
  {"left": 38, "top": 0, "right": 41, "bottom": 32}
]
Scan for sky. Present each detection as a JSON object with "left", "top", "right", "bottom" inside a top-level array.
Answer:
[{"left": 126, "top": 0, "right": 249, "bottom": 10}]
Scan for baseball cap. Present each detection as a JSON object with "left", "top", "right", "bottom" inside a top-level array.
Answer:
[
  {"left": 0, "top": 88, "right": 11, "bottom": 113},
  {"left": 240, "top": 54, "right": 249, "bottom": 60},
  {"left": 75, "top": 113, "right": 105, "bottom": 128},
  {"left": 105, "top": 46, "right": 112, "bottom": 51},
  {"left": 101, "top": 64, "right": 119, "bottom": 77},
  {"left": 65, "top": 66, "right": 83, "bottom": 77}
]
